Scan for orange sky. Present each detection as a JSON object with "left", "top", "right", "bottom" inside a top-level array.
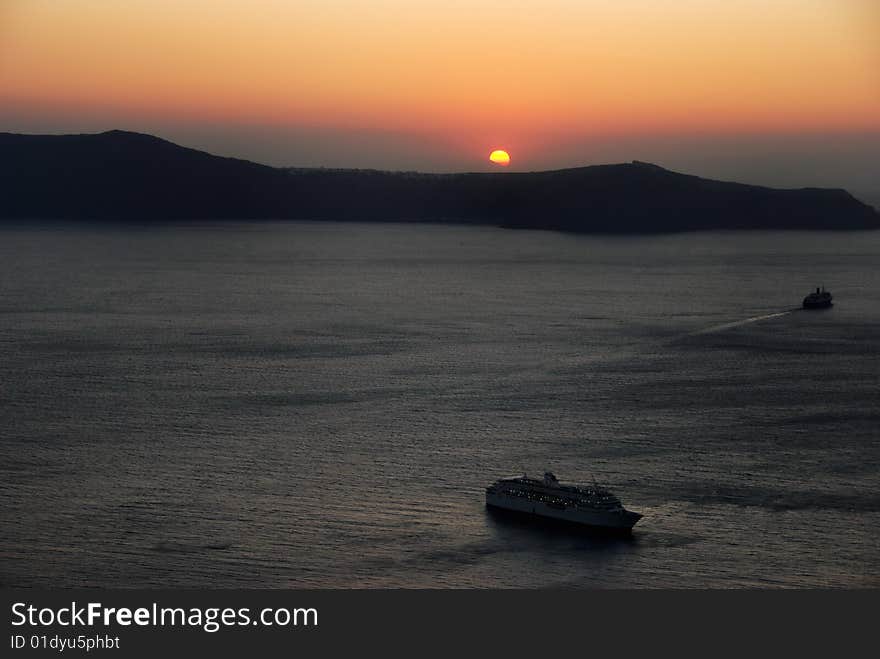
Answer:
[{"left": 1, "top": 0, "right": 878, "bottom": 181}]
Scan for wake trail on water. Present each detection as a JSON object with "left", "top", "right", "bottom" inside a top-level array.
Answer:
[{"left": 687, "top": 308, "right": 802, "bottom": 336}]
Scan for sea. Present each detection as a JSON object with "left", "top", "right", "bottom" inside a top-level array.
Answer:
[{"left": 1, "top": 221, "right": 878, "bottom": 588}]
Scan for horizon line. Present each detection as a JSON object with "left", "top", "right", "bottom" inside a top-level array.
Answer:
[{"left": 2, "top": 127, "right": 867, "bottom": 200}]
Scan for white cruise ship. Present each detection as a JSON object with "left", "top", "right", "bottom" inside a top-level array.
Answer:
[{"left": 485, "top": 472, "right": 642, "bottom": 531}]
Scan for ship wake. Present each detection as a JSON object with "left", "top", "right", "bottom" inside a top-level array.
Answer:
[{"left": 686, "top": 308, "right": 801, "bottom": 336}]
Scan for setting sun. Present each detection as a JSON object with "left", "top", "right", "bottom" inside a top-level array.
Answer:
[{"left": 489, "top": 149, "right": 510, "bottom": 166}]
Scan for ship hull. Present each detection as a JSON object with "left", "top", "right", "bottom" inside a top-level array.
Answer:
[
  {"left": 802, "top": 300, "right": 832, "bottom": 309},
  {"left": 486, "top": 492, "right": 641, "bottom": 532}
]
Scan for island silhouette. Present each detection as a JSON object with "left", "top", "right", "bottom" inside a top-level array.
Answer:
[{"left": 1, "top": 130, "right": 877, "bottom": 232}]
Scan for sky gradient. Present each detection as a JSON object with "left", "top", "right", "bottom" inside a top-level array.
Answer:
[{"left": 2, "top": 0, "right": 878, "bottom": 203}]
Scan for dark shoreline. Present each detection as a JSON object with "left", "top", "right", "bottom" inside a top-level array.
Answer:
[{"left": 2, "top": 130, "right": 878, "bottom": 232}]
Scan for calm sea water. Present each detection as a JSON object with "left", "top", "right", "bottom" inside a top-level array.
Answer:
[{"left": 1, "top": 222, "right": 878, "bottom": 588}]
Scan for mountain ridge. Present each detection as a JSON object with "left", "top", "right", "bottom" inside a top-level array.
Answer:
[{"left": 1, "top": 129, "right": 877, "bottom": 232}]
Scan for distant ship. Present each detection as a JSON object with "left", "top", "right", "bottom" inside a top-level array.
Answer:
[
  {"left": 485, "top": 472, "right": 642, "bottom": 532},
  {"left": 803, "top": 286, "right": 833, "bottom": 309}
]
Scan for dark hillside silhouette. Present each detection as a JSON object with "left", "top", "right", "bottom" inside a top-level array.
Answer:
[{"left": 1, "top": 130, "right": 877, "bottom": 232}]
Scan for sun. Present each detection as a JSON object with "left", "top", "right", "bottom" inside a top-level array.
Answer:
[{"left": 489, "top": 149, "right": 510, "bottom": 166}]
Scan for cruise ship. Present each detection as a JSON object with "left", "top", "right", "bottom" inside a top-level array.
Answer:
[
  {"left": 485, "top": 472, "right": 642, "bottom": 532},
  {"left": 803, "top": 286, "right": 833, "bottom": 309}
]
